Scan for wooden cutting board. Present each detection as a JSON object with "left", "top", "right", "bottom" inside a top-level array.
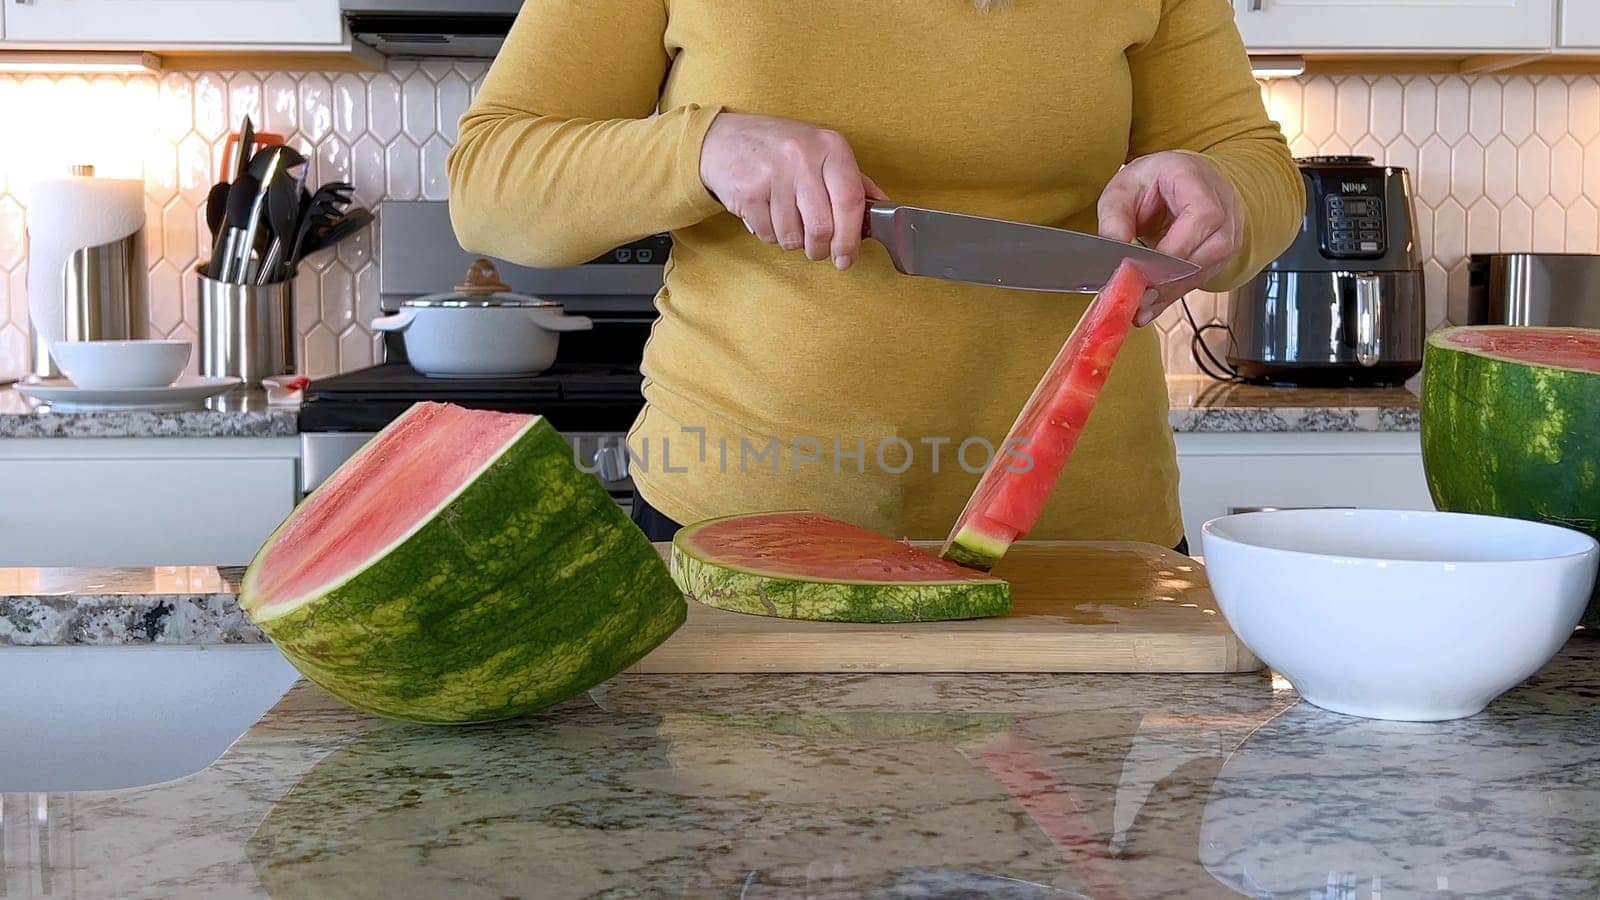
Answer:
[{"left": 628, "top": 541, "right": 1262, "bottom": 674}]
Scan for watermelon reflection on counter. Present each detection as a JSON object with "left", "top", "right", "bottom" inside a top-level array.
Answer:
[{"left": 1420, "top": 325, "right": 1600, "bottom": 626}]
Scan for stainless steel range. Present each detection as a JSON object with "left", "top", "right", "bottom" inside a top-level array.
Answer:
[{"left": 298, "top": 201, "right": 661, "bottom": 506}]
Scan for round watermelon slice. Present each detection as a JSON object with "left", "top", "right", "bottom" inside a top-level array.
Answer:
[
  {"left": 1421, "top": 325, "right": 1600, "bottom": 624},
  {"left": 240, "top": 401, "right": 686, "bottom": 724},
  {"left": 942, "top": 260, "right": 1149, "bottom": 570},
  {"left": 670, "top": 511, "right": 1012, "bottom": 623}
]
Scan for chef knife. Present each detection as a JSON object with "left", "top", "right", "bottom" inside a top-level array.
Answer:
[{"left": 863, "top": 201, "right": 1200, "bottom": 293}]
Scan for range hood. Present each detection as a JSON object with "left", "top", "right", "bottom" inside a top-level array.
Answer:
[{"left": 342, "top": 0, "right": 520, "bottom": 59}]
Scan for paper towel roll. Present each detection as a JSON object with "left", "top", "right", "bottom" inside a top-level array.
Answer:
[{"left": 24, "top": 171, "right": 146, "bottom": 351}]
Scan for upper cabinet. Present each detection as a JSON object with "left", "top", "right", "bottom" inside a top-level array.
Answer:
[
  {"left": 1235, "top": 0, "right": 1557, "bottom": 52},
  {"left": 2, "top": 0, "right": 342, "bottom": 47},
  {"left": 1560, "top": 1, "right": 1600, "bottom": 48}
]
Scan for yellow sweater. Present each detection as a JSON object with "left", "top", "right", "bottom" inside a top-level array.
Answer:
[{"left": 448, "top": 0, "right": 1303, "bottom": 546}]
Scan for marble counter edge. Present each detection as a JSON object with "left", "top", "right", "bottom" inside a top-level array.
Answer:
[
  {"left": 0, "top": 411, "right": 300, "bottom": 439},
  {"left": 1, "top": 571, "right": 266, "bottom": 645}
]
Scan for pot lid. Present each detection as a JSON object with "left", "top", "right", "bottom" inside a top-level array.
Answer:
[{"left": 403, "top": 258, "right": 563, "bottom": 309}]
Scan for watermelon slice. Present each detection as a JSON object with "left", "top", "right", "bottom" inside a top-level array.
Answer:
[
  {"left": 941, "top": 261, "right": 1149, "bottom": 570},
  {"left": 240, "top": 401, "right": 686, "bottom": 724},
  {"left": 670, "top": 511, "right": 1012, "bottom": 622}
]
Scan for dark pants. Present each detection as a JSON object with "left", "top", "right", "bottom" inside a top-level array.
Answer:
[{"left": 631, "top": 494, "right": 1191, "bottom": 556}]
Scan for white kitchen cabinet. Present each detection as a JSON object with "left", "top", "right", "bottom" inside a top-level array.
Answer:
[
  {"left": 0, "top": 438, "right": 299, "bottom": 568},
  {"left": 1174, "top": 431, "right": 1433, "bottom": 546},
  {"left": 1, "top": 0, "right": 342, "bottom": 47},
  {"left": 1235, "top": 0, "right": 1556, "bottom": 52},
  {"left": 1559, "top": 1, "right": 1600, "bottom": 47}
]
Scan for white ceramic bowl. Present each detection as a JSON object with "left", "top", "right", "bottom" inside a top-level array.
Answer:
[
  {"left": 50, "top": 340, "right": 191, "bottom": 390},
  {"left": 1201, "top": 509, "right": 1598, "bottom": 721}
]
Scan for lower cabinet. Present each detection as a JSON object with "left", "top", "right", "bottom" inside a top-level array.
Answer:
[
  {"left": 1174, "top": 431, "right": 1433, "bottom": 548},
  {"left": 0, "top": 438, "right": 300, "bottom": 568}
]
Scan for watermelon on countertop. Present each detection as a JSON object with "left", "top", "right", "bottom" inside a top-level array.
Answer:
[
  {"left": 1421, "top": 325, "right": 1600, "bottom": 623},
  {"left": 239, "top": 401, "right": 686, "bottom": 724}
]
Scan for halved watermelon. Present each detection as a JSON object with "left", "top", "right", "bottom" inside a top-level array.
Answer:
[
  {"left": 1421, "top": 325, "right": 1600, "bottom": 624},
  {"left": 670, "top": 511, "right": 1011, "bottom": 622},
  {"left": 941, "top": 261, "right": 1150, "bottom": 570},
  {"left": 239, "top": 401, "right": 685, "bottom": 724}
]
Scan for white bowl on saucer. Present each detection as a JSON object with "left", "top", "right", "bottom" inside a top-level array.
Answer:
[
  {"left": 1201, "top": 509, "right": 1598, "bottom": 721},
  {"left": 50, "top": 340, "right": 191, "bottom": 390}
]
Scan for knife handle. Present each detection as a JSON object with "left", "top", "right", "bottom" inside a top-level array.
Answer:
[{"left": 862, "top": 201, "right": 898, "bottom": 240}]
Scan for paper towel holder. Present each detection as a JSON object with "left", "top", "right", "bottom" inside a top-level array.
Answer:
[{"left": 27, "top": 164, "right": 150, "bottom": 381}]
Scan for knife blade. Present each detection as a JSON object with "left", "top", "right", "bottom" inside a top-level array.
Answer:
[{"left": 864, "top": 202, "right": 1200, "bottom": 293}]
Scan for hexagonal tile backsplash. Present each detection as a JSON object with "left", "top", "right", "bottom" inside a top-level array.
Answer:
[{"left": 0, "top": 65, "right": 1595, "bottom": 381}]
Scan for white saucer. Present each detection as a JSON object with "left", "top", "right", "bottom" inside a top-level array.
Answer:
[{"left": 17, "top": 376, "right": 242, "bottom": 411}]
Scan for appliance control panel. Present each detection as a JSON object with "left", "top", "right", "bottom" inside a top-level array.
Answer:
[
  {"left": 1319, "top": 180, "right": 1387, "bottom": 260},
  {"left": 586, "top": 234, "right": 672, "bottom": 265}
]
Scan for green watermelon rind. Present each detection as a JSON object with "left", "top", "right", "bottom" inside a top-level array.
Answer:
[
  {"left": 241, "top": 416, "right": 686, "bottom": 724},
  {"left": 1421, "top": 325, "right": 1600, "bottom": 624},
  {"left": 669, "top": 515, "right": 1012, "bottom": 623},
  {"left": 941, "top": 525, "right": 1010, "bottom": 572}
]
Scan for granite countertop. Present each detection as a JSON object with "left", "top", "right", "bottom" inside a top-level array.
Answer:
[
  {"left": 1166, "top": 375, "right": 1420, "bottom": 433},
  {"left": 0, "top": 386, "right": 298, "bottom": 438},
  {"left": 0, "top": 376, "right": 1418, "bottom": 440},
  {"left": 0, "top": 566, "right": 262, "bottom": 646},
  {"left": 3, "top": 568, "right": 1598, "bottom": 897}
]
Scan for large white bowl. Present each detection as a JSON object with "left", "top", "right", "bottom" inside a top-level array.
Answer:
[
  {"left": 50, "top": 340, "right": 191, "bottom": 390},
  {"left": 1201, "top": 509, "right": 1598, "bottom": 721}
]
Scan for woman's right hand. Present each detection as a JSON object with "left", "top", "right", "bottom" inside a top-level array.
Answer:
[{"left": 699, "top": 112, "right": 888, "bottom": 270}]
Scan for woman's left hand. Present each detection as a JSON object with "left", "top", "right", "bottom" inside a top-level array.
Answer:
[{"left": 1096, "top": 151, "right": 1244, "bottom": 327}]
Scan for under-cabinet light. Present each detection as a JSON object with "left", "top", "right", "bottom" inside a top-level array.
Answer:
[
  {"left": 1250, "top": 55, "right": 1307, "bottom": 79},
  {"left": 0, "top": 52, "right": 162, "bottom": 74}
]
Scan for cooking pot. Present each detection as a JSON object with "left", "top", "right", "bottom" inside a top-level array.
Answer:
[{"left": 371, "top": 259, "right": 592, "bottom": 378}]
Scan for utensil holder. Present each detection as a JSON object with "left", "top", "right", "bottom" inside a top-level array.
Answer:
[{"left": 196, "top": 264, "right": 294, "bottom": 389}]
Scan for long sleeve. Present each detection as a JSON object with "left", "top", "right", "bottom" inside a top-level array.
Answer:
[
  {"left": 1127, "top": 0, "right": 1306, "bottom": 292},
  {"left": 445, "top": 0, "right": 725, "bottom": 268}
]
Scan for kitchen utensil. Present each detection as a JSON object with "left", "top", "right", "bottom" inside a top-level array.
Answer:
[
  {"left": 212, "top": 174, "right": 261, "bottom": 283},
  {"left": 24, "top": 165, "right": 148, "bottom": 380},
  {"left": 236, "top": 146, "right": 306, "bottom": 282},
  {"left": 196, "top": 263, "right": 296, "bottom": 388},
  {"left": 298, "top": 206, "right": 373, "bottom": 258},
  {"left": 1226, "top": 155, "right": 1424, "bottom": 386},
  {"left": 1467, "top": 253, "right": 1600, "bottom": 328},
  {"left": 228, "top": 116, "right": 254, "bottom": 182},
  {"left": 287, "top": 181, "right": 354, "bottom": 268},
  {"left": 257, "top": 170, "right": 305, "bottom": 284},
  {"left": 370, "top": 259, "right": 593, "bottom": 377},
  {"left": 219, "top": 120, "right": 287, "bottom": 184},
  {"left": 628, "top": 541, "right": 1262, "bottom": 674},
  {"left": 862, "top": 201, "right": 1200, "bottom": 293},
  {"left": 15, "top": 374, "right": 240, "bottom": 412},
  {"left": 49, "top": 339, "right": 191, "bottom": 390},
  {"left": 205, "top": 181, "right": 231, "bottom": 241},
  {"left": 1201, "top": 508, "right": 1597, "bottom": 721}
]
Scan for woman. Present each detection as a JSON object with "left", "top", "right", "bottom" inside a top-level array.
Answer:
[{"left": 447, "top": 0, "right": 1304, "bottom": 549}]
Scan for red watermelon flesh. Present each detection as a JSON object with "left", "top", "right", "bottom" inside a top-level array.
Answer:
[
  {"left": 941, "top": 261, "right": 1149, "bottom": 570},
  {"left": 249, "top": 402, "right": 534, "bottom": 613},
  {"left": 686, "top": 512, "right": 1001, "bottom": 582},
  {"left": 1437, "top": 327, "right": 1600, "bottom": 372}
]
